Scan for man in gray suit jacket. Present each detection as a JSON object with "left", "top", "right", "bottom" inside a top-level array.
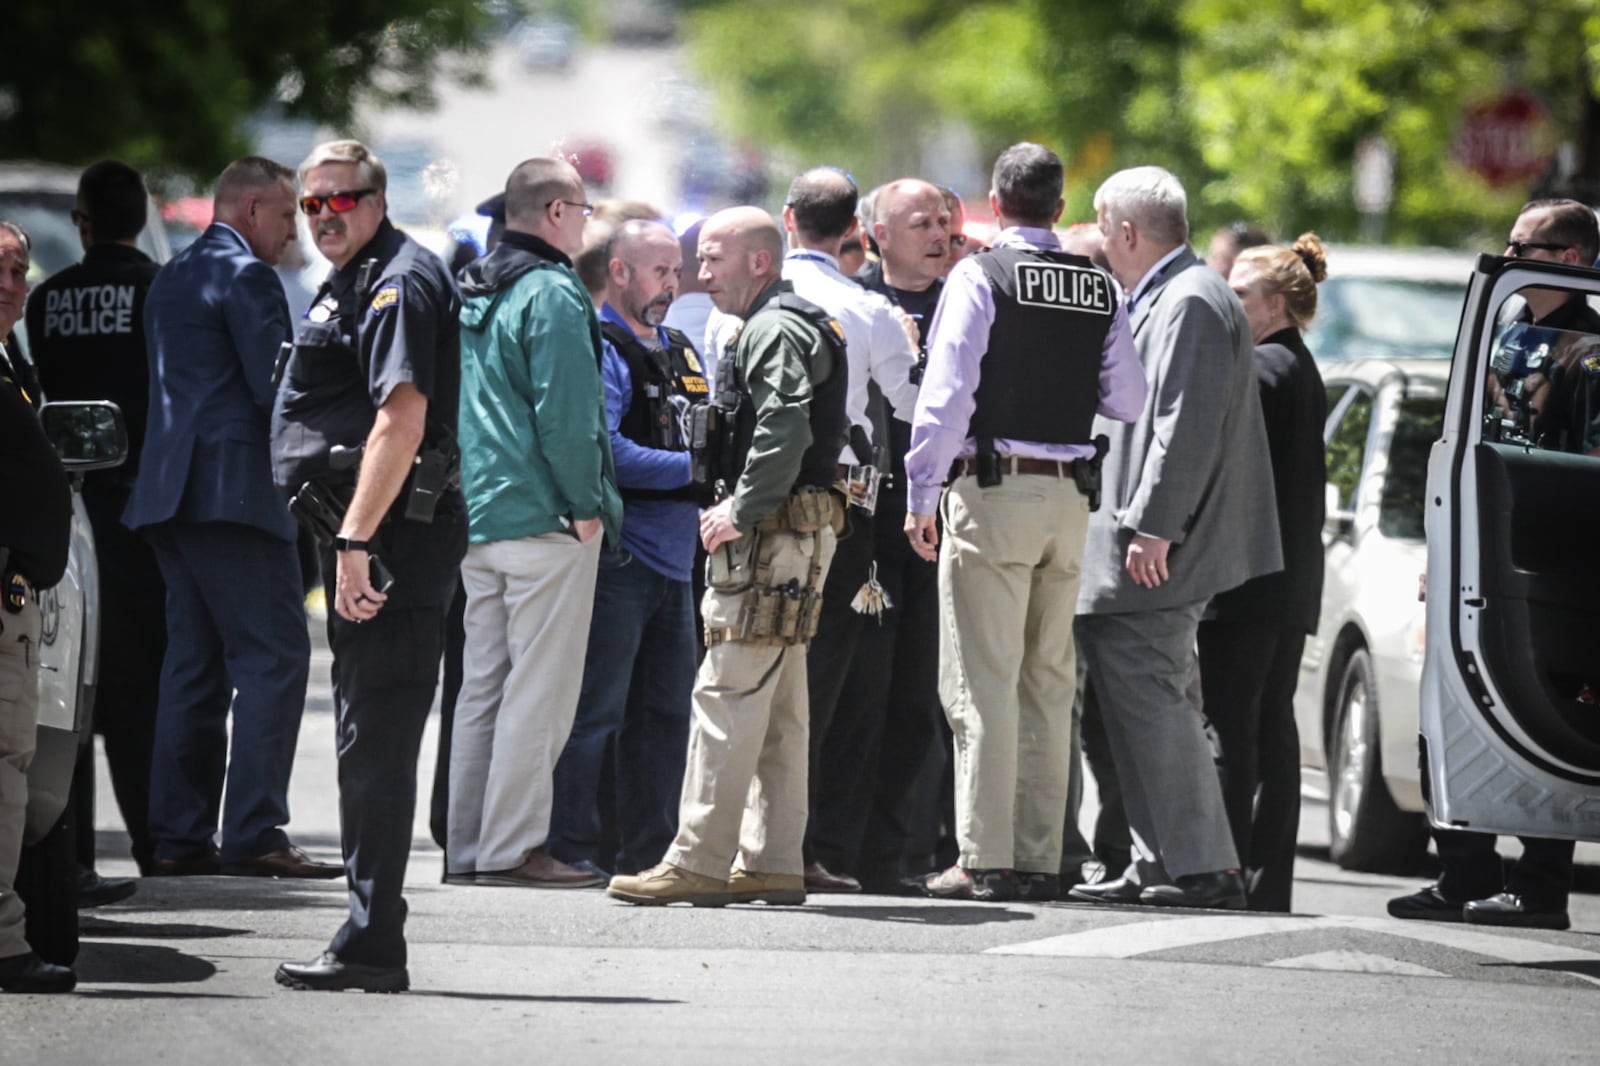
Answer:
[
  {"left": 1068, "top": 166, "right": 1282, "bottom": 910},
  {"left": 123, "top": 158, "right": 336, "bottom": 880}
]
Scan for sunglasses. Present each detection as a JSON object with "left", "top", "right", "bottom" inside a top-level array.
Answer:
[
  {"left": 70, "top": 208, "right": 91, "bottom": 226},
  {"left": 1505, "top": 239, "right": 1569, "bottom": 258},
  {"left": 949, "top": 233, "right": 968, "bottom": 250},
  {"left": 299, "top": 188, "right": 378, "bottom": 216},
  {"left": 546, "top": 198, "right": 595, "bottom": 217}
]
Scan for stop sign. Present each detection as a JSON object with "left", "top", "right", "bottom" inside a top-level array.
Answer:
[{"left": 1453, "top": 90, "right": 1556, "bottom": 188}]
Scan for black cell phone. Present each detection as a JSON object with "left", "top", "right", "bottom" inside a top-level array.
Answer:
[{"left": 368, "top": 553, "right": 396, "bottom": 594}]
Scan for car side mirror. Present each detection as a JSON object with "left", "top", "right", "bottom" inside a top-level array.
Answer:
[
  {"left": 1324, "top": 481, "right": 1355, "bottom": 538},
  {"left": 38, "top": 400, "right": 128, "bottom": 471}
]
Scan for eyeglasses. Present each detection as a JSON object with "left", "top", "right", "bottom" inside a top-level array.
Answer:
[
  {"left": 548, "top": 199, "right": 594, "bottom": 218},
  {"left": 298, "top": 188, "right": 378, "bottom": 216},
  {"left": 70, "top": 209, "right": 91, "bottom": 226},
  {"left": 1506, "top": 239, "right": 1569, "bottom": 258}
]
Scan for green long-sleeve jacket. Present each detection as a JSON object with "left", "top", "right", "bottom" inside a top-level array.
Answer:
[{"left": 457, "top": 231, "right": 622, "bottom": 545}]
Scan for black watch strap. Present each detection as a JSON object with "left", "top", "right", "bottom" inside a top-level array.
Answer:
[{"left": 333, "top": 535, "right": 370, "bottom": 552}]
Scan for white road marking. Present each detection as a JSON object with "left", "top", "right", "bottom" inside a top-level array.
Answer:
[
  {"left": 988, "top": 914, "right": 1600, "bottom": 986},
  {"left": 1265, "top": 950, "right": 1447, "bottom": 977}
]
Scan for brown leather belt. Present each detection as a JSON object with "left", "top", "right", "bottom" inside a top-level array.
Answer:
[{"left": 951, "top": 456, "right": 1077, "bottom": 479}]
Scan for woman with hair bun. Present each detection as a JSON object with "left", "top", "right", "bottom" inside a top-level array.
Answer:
[{"left": 1198, "top": 233, "right": 1330, "bottom": 912}]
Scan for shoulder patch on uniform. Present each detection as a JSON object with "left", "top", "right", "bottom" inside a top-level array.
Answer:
[
  {"left": 824, "top": 317, "right": 846, "bottom": 345},
  {"left": 369, "top": 284, "right": 401, "bottom": 315}
]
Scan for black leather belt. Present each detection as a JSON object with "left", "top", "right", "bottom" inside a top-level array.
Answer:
[{"left": 951, "top": 456, "right": 1078, "bottom": 479}]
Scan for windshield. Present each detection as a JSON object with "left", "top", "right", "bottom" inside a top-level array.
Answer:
[{"left": 1307, "top": 276, "right": 1466, "bottom": 362}]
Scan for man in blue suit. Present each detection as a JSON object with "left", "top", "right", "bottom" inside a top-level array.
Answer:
[{"left": 123, "top": 157, "right": 337, "bottom": 879}]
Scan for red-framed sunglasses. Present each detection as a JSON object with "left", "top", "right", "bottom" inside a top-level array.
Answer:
[{"left": 299, "top": 188, "right": 378, "bottom": 216}]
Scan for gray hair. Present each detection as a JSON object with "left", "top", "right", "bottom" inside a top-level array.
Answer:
[
  {"left": 298, "top": 139, "right": 388, "bottom": 193},
  {"left": 1093, "top": 166, "right": 1189, "bottom": 246},
  {"left": 0, "top": 219, "right": 31, "bottom": 251}
]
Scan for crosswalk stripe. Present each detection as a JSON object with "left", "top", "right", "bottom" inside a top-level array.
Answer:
[{"left": 987, "top": 913, "right": 1600, "bottom": 986}]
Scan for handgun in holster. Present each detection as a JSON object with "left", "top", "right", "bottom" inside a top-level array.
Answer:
[
  {"left": 405, "top": 432, "right": 460, "bottom": 523},
  {"left": 289, "top": 479, "right": 395, "bottom": 592},
  {"left": 1073, "top": 433, "right": 1111, "bottom": 512},
  {"left": 975, "top": 438, "right": 1002, "bottom": 487}
]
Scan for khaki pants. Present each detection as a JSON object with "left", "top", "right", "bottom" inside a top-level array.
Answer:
[
  {"left": 666, "top": 525, "right": 836, "bottom": 879},
  {"left": 0, "top": 598, "right": 41, "bottom": 959},
  {"left": 938, "top": 473, "right": 1090, "bottom": 873},
  {"left": 448, "top": 533, "right": 601, "bottom": 874}
]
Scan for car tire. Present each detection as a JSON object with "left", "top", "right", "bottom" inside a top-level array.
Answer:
[
  {"left": 1326, "top": 647, "right": 1429, "bottom": 872},
  {"left": 16, "top": 801, "right": 80, "bottom": 966}
]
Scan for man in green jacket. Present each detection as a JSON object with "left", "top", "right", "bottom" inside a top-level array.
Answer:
[
  {"left": 446, "top": 157, "right": 622, "bottom": 889},
  {"left": 608, "top": 206, "right": 850, "bottom": 907}
]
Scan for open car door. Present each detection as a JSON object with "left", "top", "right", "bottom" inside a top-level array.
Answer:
[{"left": 1421, "top": 254, "right": 1600, "bottom": 840}]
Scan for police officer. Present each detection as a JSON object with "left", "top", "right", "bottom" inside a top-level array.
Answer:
[
  {"left": 0, "top": 220, "right": 77, "bottom": 993},
  {"left": 904, "top": 144, "right": 1147, "bottom": 902},
  {"left": 607, "top": 206, "right": 849, "bottom": 907},
  {"left": 271, "top": 141, "right": 466, "bottom": 992},
  {"left": 25, "top": 161, "right": 162, "bottom": 895}
]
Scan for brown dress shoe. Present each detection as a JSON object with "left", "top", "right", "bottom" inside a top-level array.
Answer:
[
  {"left": 149, "top": 851, "right": 223, "bottom": 877},
  {"left": 607, "top": 862, "right": 730, "bottom": 906},
  {"left": 221, "top": 844, "right": 344, "bottom": 879},
  {"left": 803, "top": 861, "right": 861, "bottom": 894},
  {"left": 476, "top": 846, "right": 606, "bottom": 889},
  {"left": 728, "top": 869, "right": 806, "bottom": 905}
]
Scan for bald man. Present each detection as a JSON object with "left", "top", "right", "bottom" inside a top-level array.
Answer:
[
  {"left": 608, "top": 207, "right": 850, "bottom": 907},
  {"left": 548, "top": 220, "right": 712, "bottom": 877},
  {"left": 444, "top": 157, "right": 621, "bottom": 893}
]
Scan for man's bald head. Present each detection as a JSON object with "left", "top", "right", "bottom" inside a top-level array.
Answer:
[
  {"left": 605, "top": 219, "right": 682, "bottom": 335},
  {"left": 504, "top": 157, "right": 588, "bottom": 256},
  {"left": 697, "top": 207, "right": 784, "bottom": 315},
  {"left": 873, "top": 178, "right": 951, "bottom": 291}
]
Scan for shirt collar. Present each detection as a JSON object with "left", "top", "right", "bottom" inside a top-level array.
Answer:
[
  {"left": 784, "top": 248, "right": 839, "bottom": 271},
  {"left": 599, "top": 300, "right": 665, "bottom": 345},
  {"left": 990, "top": 226, "right": 1061, "bottom": 252},
  {"left": 212, "top": 221, "right": 249, "bottom": 251},
  {"left": 1129, "top": 245, "right": 1188, "bottom": 311}
]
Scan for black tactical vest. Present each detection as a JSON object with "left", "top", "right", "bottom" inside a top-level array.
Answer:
[
  {"left": 721, "top": 292, "right": 850, "bottom": 492},
  {"left": 601, "top": 319, "right": 710, "bottom": 502},
  {"left": 970, "top": 246, "right": 1116, "bottom": 446}
]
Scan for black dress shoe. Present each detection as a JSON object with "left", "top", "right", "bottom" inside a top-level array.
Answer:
[
  {"left": 1066, "top": 876, "right": 1144, "bottom": 905},
  {"left": 78, "top": 868, "right": 138, "bottom": 908},
  {"left": 1139, "top": 870, "right": 1247, "bottom": 910},
  {"left": 275, "top": 951, "right": 408, "bottom": 993},
  {"left": 0, "top": 951, "right": 76, "bottom": 993},
  {"left": 149, "top": 850, "right": 223, "bottom": 877},
  {"left": 1016, "top": 872, "right": 1060, "bottom": 903},
  {"left": 1464, "top": 892, "right": 1571, "bottom": 931},
  {"left": 1387, "top": 883, "right": 1468, "bottom": 923},
  {"left": 222, "top": 845, "right": 344, "bottom": 879}
]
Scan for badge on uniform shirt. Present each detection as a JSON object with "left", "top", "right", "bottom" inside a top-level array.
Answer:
[
  {"left": 369, "top": 284, "right": 400, "bottom": 316},
  {"left": 683, "top": 347, "right": 704, "bottom": 374},
  {"left": 1583, "top": 352, "right": 1600, "bottom": 376},
  {"left": 307, "top": 297, "right": 336, "bottom": 323}
]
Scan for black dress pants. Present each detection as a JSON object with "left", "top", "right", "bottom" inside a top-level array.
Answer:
[
  {"left": 802, "top": 505, "right": 877, "bottom": 867},
  {"left": 1435, "top": 828, "right": 1575, "bottom": 908},
  {"left": 323, "top": 513, "right": 464, "bottom": 968},
  {"left": 1196, "top": 618, "right": 1305, "bottom": 912}
]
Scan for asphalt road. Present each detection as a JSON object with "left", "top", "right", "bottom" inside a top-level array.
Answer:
[{"left": 5, "top": 618, "right": 1593, "bottom": 1065}]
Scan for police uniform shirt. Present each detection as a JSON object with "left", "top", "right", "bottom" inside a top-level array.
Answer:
[
  {"left": 25, "top": 244, "right": 159, "bottom": 463},
  {"left": 272, "top": 219, "right": 462, "bottom": 494},
  {"left": 0, "top": 344, "right": 71, "bottom": 588}
]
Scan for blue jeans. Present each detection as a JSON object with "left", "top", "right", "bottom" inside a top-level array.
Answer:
[{"left": 549, "top": 547, "right": 695, "bottom": 874}]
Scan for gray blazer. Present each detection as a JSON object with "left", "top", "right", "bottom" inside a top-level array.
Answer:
[{"left": 1077, "top": 248, "right": 1282, "bottom": 614}]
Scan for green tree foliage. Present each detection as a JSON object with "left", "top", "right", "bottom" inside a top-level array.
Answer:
[
  {"left": 683, "top": 0, "right": 1600, "bottom": 243},
  {"left": 3, "top": 1, "right": 487, "bottom": 181}
]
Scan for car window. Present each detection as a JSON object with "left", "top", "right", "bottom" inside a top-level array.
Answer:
[
  {"left": 1482, "top": 310, "right": 1600, "bottom": 457},
  {"left": 1307, "top": 277, "right": 1465, "bottom": 362},
  {"left": 1325, "top": 390, "right": 1374, "bottom": 512},
  {"left": 1378, "top": 396, "right": 1446, "bottom": 539}
]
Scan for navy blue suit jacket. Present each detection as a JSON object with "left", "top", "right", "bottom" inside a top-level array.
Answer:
[{"left": 123, "top": 224, "right": 296, "bottom": 541}]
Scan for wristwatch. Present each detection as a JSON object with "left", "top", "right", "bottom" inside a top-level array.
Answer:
[{"left": 333, "top": 535, "right": 370, "bottom": 553}]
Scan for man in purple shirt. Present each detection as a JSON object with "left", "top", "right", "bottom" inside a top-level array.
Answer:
[{"left": 904, "top": 143, "right": 1146, "bottom": 902}]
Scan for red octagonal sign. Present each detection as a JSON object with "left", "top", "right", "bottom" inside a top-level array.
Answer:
[{"left": 1454, "top": 89, "right": 1556, "bottom": 188}]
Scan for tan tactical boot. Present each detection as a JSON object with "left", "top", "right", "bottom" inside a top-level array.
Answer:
[
  {"left": 607, "top": 862, "right": 731, "bottom": 907},
  {"left": 728, "top": 868, "right": 806, "bottom": 905}
]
